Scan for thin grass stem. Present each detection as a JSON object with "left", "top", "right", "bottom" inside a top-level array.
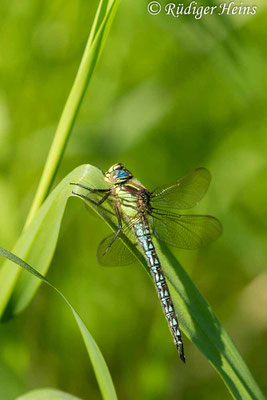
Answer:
[{"left": 25, "top": 0, "right": 118, "bottom": 227}]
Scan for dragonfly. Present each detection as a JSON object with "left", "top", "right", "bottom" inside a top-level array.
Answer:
[{"left": 71, "top": 163, "right": 222, "bottom": 363}]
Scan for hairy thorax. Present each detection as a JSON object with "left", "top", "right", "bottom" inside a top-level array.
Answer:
[{"left": 112, "top": 179, "right": 151, "bottom": 219}]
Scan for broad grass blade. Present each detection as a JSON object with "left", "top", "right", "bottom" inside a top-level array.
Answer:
[
  {"left": 155, "top": 241, "right": 265, "bottom": 400},
  {"left": 0, "top": 165, "right": 105, "bottom": 319}
]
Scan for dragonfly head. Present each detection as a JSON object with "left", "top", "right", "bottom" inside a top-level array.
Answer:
[{"left": 104, "top": 163, "right": 133, "bottom": 184}]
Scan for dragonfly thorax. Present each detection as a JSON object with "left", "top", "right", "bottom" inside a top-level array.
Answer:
[
  {"left": 113, "top": 179, "right": 151, "bottom": 219},
  {"left": 104, "top": 163, "right": 133, "bottom": 184}
]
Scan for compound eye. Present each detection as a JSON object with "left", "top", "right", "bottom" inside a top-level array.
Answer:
[{"left": 117, "top": 170, "right": 127, "bottom": 178}]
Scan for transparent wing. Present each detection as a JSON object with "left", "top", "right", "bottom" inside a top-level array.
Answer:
[
  {"left": 150, "top": 168, "right": 211, "bottom": 210},
  {"left": 97, "top": 225, "right": 137, "bottom": 266},
  {"left": 153, "top": 211, "right": 222, "bottom": 249},
  {"left": 73, "top": 187, "right": 137, "bottom": 265}
]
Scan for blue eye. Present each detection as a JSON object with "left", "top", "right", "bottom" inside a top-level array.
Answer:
[{"left": 117, "top": 170, "right": 127, "bottom": 178}]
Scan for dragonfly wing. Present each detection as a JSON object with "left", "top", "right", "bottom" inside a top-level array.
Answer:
[
  {"left": 153, "top": 212, "right": 222, "bottom": 249},
  {"left": 97, "top": 227, "right": 137, "bottom": 266},
  {"left": 150, "top": 168, "right": 211, "bottom": 210}
]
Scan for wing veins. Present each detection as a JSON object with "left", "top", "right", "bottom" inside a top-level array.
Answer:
[
  {"left": 150, "top": 168, "right": 211, "bottom": 210},
  {"left": 152, "top": 212, "right": 222, "bottom": 249}
]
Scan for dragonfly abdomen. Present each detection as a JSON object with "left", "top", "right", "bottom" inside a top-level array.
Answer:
[{"left": 133, "top": 221, "right": 185, "bottom": 363}]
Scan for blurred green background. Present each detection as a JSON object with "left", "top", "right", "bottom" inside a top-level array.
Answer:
[{"left": 0, "top": 0, "right": 267, "bottom": 399}]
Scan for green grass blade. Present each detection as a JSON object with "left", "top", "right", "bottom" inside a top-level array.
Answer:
[
  {"left": 155, "top": 242, "right": 265, "bottom": 400},
  {"left": 0, "top": 165, "right": 105, "bottom": 318},
  {"left": 17, "top": 388, "right": 83, "bottom": 400},
  {"left": 0, "top": 163, "right": 264, "bottom": 399},
  {"left": 0, "top": 247, "right": 117, "bottom": 400},
  {"left": 25, "top": 0, "right": 119, "bottom": 227}
]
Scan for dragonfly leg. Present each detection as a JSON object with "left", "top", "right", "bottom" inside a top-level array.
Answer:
[
  {"left": 70, "top": 183, "right": 110, "bottom": 193},
  {"left": 104, "top": 205, "right": 122, "bottom": 254},
  {"left": 72, "top": 191, "right": 110, "bottom": 206}
]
